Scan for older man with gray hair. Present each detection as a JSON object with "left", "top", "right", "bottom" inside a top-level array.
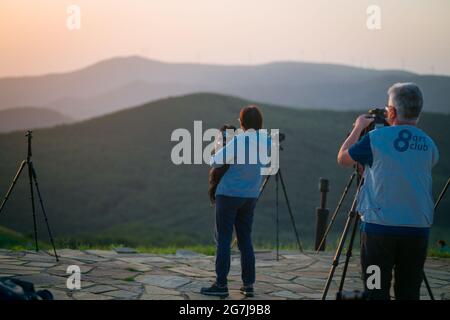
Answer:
[{"left": 337, "top": 83, "right": 439, "bottom": 300}]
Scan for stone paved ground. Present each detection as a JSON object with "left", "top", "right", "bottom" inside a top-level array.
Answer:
[{"left": 0, "top": 249, "right": 448, "bottom": 300}]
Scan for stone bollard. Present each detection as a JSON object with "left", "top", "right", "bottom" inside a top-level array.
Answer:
[{"left": 315, "top": 178, "right": 330, "bottom": 251}]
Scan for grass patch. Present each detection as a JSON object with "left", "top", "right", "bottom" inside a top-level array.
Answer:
[
  {"left": 135, "top": 245, "right": 216, "bottom": 256},
  {"left": 0, "top": 226, "right": 51, "bottom": 251},
  {"left": 1, "top": 226, "right": 448, "bottom": 260},
  {"left": 429, "top": 249, "right": 450, "bottom": 259},
  {"left": 123, "top": 276, "right": 136, "bottom": 282},
  {"left": 52, "top": 238, "right": 126, "bottom": 251}
]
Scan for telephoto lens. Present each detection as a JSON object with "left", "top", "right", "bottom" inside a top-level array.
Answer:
[{"left": 368, "top": 107, "right": 389, "bottom": 130}]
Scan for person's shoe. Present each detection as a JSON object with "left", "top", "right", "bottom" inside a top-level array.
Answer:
[
  {"left": 240, "top": 285, "right": 254, "bottom": 298},
  {"left": 200, "top": 283, "right": 229, "bottom": 297}
]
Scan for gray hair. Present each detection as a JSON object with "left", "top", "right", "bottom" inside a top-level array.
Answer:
[{"left": 387, "top": 82, "right": 423, "bottom": 121}]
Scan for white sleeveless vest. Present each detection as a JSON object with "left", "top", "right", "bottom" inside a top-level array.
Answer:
[{"left": 357, "top": 125, "right": 439, "bottom": 227}]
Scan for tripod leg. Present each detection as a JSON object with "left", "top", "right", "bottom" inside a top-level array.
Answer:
[
  {"left": 321, "top": 207, "right": 357, "bottom": 300},
  {"left": 277, "top": 170, "right": 303, "bottom": 252},
  {"left": 231, "top": 231, "right": 238, "bottom": 249},
  {"left": 276, "top": 173, "right": 279, "bottom": 261},
  {"left": 420, "top": 177, "right": 450, "bottom": 300},
  {"left": 434, "top": 178, "right": 450, "bottom": 211},
  {"left": 30, "top": 164, "right": 59, "bottom": 262},
  {"left": 422, "top": 272, "right": 434, "bottom": 300},
  {"left": 0, "top": 160, "right": 27, "bottom": 215},
  {"left": 338, "top": 214, "right": 360, "bottom": 293},
  {"left": 316, "top": 171, "right": 356, "bottom": 253},
  {"left": 28, "top": 162, "right": 39, "bottom": 252},
  {"left": 322, "top": 177, "right": 363, "bottom": 300},
  {"left": 258, "top": 175, "right": 271, "bottom": 199}
]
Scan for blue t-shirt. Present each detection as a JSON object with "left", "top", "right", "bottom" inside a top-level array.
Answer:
[
  {"left": 210, "top": 130, "right": 272, "bottom": 198},
  {"left": 348, "top": 125, "right": 439, "bottom": 235}
]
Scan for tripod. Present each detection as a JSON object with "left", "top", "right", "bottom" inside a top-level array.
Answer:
[
  {"left": 258, "top": 168, "right": 304, "bottom": 260},
  {"left": 320, "top": 173, "right": 448, "bottom": 300},
  {"left": 321, "top": 172, "right": 363, "bottom": 300},
  {"left": 0, "top": 131, "right": 59, "bottom": 262}
]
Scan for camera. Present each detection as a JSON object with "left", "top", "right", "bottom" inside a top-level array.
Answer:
[{"left": 366, "top": 107, "right": 389, "bottom": 131}]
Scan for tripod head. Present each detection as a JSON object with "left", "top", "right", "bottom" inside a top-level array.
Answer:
[
  {"left": 25, "top": 130, "right": 33, "bottom": 159},
  {"left": 273, "top": 132, "right": 285, "bottom": 151}
]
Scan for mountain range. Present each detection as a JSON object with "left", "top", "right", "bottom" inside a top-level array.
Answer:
[{"left": 1, "top": 56, "right": 449, "bottom": 126}]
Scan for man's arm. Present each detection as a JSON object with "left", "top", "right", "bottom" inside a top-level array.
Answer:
[{"left": 337, "top": 115, "right": 374, "bottom": 167}]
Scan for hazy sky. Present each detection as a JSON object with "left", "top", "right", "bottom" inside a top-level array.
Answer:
[{"left": 1, "top": 0, "right": 449, "bottom": 77}]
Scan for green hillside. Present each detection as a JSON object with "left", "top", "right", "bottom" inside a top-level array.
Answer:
[
  {"left": 0, "top": 93, "right": 448, "bottom": 248},
  {"left": 0, "top": 226, "right": 43, "bottom": 249}
]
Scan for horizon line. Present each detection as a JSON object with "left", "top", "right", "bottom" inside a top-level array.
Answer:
[{"left": 2, "top": 54, "right": 448, "bottom": 80}]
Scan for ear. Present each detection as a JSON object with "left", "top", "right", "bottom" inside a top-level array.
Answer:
[{"left": 388, "top": 107, "right": 397, "bottom": 122}]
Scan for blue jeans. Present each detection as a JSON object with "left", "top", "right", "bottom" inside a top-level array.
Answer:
[{"left": 215, "top": 195, "right": 257, "bottom": 287}]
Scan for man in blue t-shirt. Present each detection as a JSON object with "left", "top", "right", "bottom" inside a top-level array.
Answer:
[{"left": 337, "top": 83, "right": 439, "bottom": 300}]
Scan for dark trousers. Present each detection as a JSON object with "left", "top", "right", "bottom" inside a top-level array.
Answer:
[
  {"left": 360, "top": 231, "right": 428, "bottom": 300},
  {"left": 215, "top": 195, "right": 257, "bottom": 287}
]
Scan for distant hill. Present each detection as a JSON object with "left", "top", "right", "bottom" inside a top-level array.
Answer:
[
  {"left": 1, "top": 56, "right": 449, "bottom": 120},
  {"left": 0, "top": 93, "right": 448, "bottom": 247},
  {"left": 0, "top": 107, "right": 73, "bottom": 133}
]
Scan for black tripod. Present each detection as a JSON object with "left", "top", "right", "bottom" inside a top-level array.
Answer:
[
  {"left": 0, "top": 131, "right": 59, "bottom": 262},
  {"left": 321, "top": 172, "right": 364, "bottom": 300},
  {"left": 320, "top": 173, "right": 448, "bottom": 300},
  {"left": 258, "top": 168, "right": 304, "bottom": 260}
]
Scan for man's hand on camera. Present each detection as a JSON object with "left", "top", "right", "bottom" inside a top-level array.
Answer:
[
  {"left": 337, "top": 114, "right": 374, "bottom": 167},
  {"left": 353, "top": 114, "right": 374, "bottom": 131}
]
